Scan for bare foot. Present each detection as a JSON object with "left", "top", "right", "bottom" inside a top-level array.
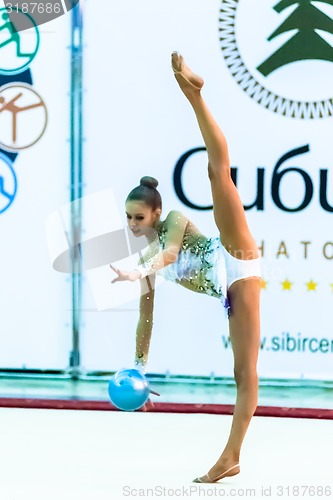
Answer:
[
  {"left": 193, "top": 459, "right": 240, "bottom": 483},
  {"left": 171, "top": 52, "right": 204, "bottom": 96}
]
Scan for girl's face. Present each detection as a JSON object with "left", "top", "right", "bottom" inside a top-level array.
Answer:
[{"left": 125, "top": 200, "right": 161, "bottom": 236}]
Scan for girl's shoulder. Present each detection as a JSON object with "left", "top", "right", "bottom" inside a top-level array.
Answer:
[
  {"left": 163, "top": 210, "right": 189, "bottom": 228},
  {"left": 160, "top": 211, "right": 204, "bottom": 242},
  {"left": 163, "top": 210, "right": 203, "bottom": 235}
]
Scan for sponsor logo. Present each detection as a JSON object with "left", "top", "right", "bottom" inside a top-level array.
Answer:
[{"left": 219, "top": 0, "right": 333, "bottom": 119}]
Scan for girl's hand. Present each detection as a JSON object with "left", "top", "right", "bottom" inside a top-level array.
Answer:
[
  {"left": 140, "top": 398, "right": 155, "bottom": 412},
  {"left": 110, "top": 264, "right": 141, "bottom": 283},
  {"left": 140, "top": 389, "right": 160, "bottom": 412}
]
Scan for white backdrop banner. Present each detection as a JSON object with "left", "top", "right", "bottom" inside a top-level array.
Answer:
[
  {"left": 81, "top": 0, "right": 333, "bottom": 380},
  {"left": 0, "top": 7, "right": 71, "bottom": 368}
]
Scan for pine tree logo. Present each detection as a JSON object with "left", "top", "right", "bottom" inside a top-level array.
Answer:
[
  {"left": 219, "top": 0, "right": 333, "bottom": 119},
  {"left": 257, "top": 0, "right": 333, "bottom": 76}
]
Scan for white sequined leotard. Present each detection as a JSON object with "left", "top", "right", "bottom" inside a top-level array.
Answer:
[
  {"left": 157, "top": 224, "right": 261, "bottom": 317},
  {"left": 157, "top": 225, "right": 230, "bottom": 314}
]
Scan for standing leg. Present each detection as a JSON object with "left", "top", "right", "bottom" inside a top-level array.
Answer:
[
  {"left": 172, "top": 53, "right": 261, "bottom": 482},
  {"left": 202, "top": 278, "right": 261, "bottom": 481}
]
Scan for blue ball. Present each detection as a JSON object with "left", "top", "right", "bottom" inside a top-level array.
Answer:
[{"left": 108, "top": 368, "right": 150, "bottom": 411}]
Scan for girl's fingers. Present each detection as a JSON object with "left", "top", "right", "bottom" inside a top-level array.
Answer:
[
  {"left": 140, "top": 399, "right": 154, "bottom": 412},
  {"left": 110, "top": 264, "right": 119, "bottom": 273}
]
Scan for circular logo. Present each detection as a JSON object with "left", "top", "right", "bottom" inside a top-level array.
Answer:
[
  {"left": 219, "top": 0, "right": 333, "bottom": 119},
  {"left": 0, "top": 83, "right": 48, "bottom": 152},
  {"left": 0, "top": 152, "right": 17, "bottom": 213},
  {"left": 0, "top": 7, "right": 40, "bottom": 75}
]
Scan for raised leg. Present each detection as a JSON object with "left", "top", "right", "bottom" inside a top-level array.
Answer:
[
  {"left": 171, "top": 52, "right": 258, "bottom": 259},
  {"left": 172, "top": 53, "right": 261, "bottom": 482}
]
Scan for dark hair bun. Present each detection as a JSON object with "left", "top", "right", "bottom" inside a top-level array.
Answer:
[{"left": 140, "top": 176, "right": 159, "bottom": 189}]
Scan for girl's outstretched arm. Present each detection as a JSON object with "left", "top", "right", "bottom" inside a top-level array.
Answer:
[
  {"left": 111, "top": 211, "right": 189, "bottom": 281},
  {"left": 135, "top": 274, "right": 156, "bottom": 371}
]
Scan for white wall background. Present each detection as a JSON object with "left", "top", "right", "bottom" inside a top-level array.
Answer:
[
  {"left": 80, "top": 0, "right": 333, "bottom": 379},
  {"left": 2, "top": 0, "right": 332, "bottom": 379}
]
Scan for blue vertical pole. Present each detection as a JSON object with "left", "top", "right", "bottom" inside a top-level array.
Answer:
[{"left": 69, "top": 0, "right": 83, "bottom": 378}]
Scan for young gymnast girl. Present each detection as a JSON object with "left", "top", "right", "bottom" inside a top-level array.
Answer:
[{"left": 111, "top": 52, "right": 261, "bottom": 483}]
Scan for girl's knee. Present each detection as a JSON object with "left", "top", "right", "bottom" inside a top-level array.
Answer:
[
  {"left": 234, "top": 366, "right": 258, "bottom": 387},
  {"left": 208, "top": 161, "right": 231, "bottom": 180}
]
